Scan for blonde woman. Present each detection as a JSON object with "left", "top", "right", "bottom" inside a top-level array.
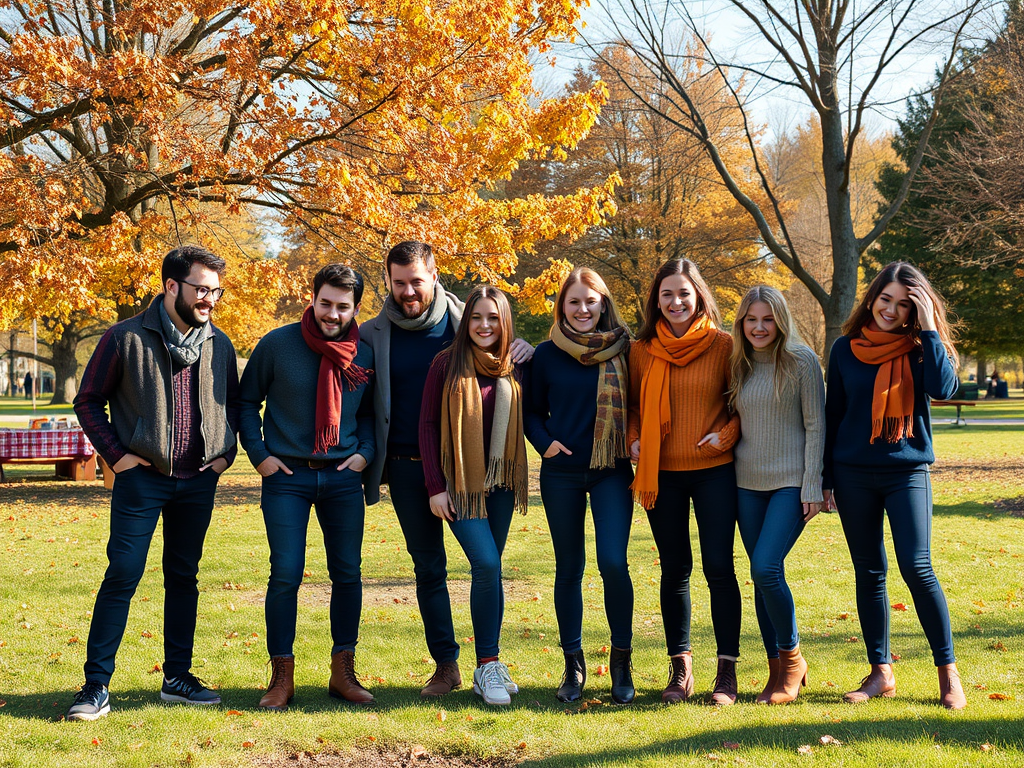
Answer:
[
  {"left": 419, "top": 285, "right": 528, "bottom": 706},
  {"left": 729, "top": 286, "right": 825, "bottom": 704},
  {"left": 524, "top": 267, "right": 635, "bottom": 704}
]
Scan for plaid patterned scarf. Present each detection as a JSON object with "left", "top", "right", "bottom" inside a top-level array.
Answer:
[{"left": 550, "top": 319, "right": 629, "bottom": 469}]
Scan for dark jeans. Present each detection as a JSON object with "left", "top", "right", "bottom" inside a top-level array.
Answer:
[
  {"left": 540, "top": 458, "right": 634, "bottom": 652},
  {"left": 447, "top": 489, "right": 515, "bottom": 660},
  {"left": 261, "top": 465, "right": 365, "bottom": 657},
  {"left": 386, "top": 457, "right": 460, "bottom": 663},
  {"left": 84, "top": 466, "right": 220, "bottom": 685},
  {"left": 736, "top": 487, "right": 805, "bottom": 657},
  {"left": 834, "top": 465, "right": 956, "bottom": 667},
  {"left": 645, "top": 463, "right": 741, "bottom": 658}
]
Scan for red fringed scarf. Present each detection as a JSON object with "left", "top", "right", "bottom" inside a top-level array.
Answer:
[{"left": 300, "top": 306, "right": 371, "bottom": 455}]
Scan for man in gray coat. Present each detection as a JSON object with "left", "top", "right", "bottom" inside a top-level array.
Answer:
[
  {"left": 361, "top": 241, "right": 532, "bottom": 696},
  {"left": 67, "top": 245, "right": 239, "bottom": 720}
]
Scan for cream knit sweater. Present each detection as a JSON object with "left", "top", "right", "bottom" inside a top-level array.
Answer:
[{"left": 732, "top": 344, "right": 825, "bottom": 502}]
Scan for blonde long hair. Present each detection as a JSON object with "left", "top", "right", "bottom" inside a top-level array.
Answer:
[
  {"left": 553, "top": 266, "right": 631, "bottom": 335},
  {"left": 728, "top": 285, "right": 810, "bottom": 407}
]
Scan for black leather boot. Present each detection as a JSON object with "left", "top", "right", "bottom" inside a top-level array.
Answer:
[
  {"left": 609, "top": 646, "right": 635, "bottom": 704},
  {"left": 556, "top": 649, "right": 586, "bottom": 703}
]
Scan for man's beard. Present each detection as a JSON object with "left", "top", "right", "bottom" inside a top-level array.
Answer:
[
  {"left": 319, "top": 316, "right": 352, "bottom": 339},
  {"left": 396, "top": 289, "right": 433, "bottom": 319},
  {"left": 175, "top": 292, "right": 209, "bottom": 329}
]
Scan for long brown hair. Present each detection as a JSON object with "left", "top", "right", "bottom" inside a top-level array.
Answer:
[
  {"left": 728, "top": 285, "right": 812, "bottom": 407},
  {"left": 636, "top": 259, "right": 721, "bottom": 343},
  {"left": 552, "top": 266, "right": 631, "bottom": 335},
  {"left": 843, "top": 261, "right": 959, "bottom": 367},
  {"left": 443, "top": 284, "right": 515, "bottom": 392}
]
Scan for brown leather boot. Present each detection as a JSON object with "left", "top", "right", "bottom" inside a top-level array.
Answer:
[
  {"left": 662, "top": 652, "right": 694, "bottom": 704},
  {"left": 420, "top": 661, "right": 462, "bottom": 697},
  {"left": 768, "top": 646, "right": 807, "bottom": 704},
  {"left": 755, "top": 657, "right": 780, "bottom": 705},
  {"left": 843, "top": 663, "right": 896, "bottom": 703},
  {"left": 328, "top": 650, "right": 374, "bottom": 704},
  {"left": 259, "top": 656, "right": 295, "bottom": 711},
  {"left": 709, "top": 658, "right": 738, "bottom": 706},
  {"left": 938, "top": 663, "right": 966, "bottom": 710}
]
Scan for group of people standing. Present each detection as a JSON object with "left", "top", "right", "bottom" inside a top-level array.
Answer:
[{"left": 64, "top": 240, "right": 966, "bottom": 721}]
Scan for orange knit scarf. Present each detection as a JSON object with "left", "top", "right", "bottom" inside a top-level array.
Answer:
[
  {"left": 631, "top": 316, "right": 718, "bottom": 508},
  {"left": 850, "top": 325, "right": 916, "bottom": 444}
]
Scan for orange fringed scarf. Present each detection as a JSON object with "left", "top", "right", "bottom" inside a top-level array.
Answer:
[
  {"left": 631, "top": 316, "right": 718, "bottom": 508},
  {"left": 850, "top": 325, "right": 917, "bottom": 444}
]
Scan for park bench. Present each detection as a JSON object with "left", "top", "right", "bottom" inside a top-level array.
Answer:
[{"left": 931, "top": 400, "right": 976, "bottom": 426}]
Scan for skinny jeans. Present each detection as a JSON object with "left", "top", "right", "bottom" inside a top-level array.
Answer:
[
  {"left": 645, "top": 463, "right": 741, "bottom": 658},
  {"left": 539, "top": 458, "right": 635, "bottom": 653},
  {"left": 736, "top": 487, "right": 805, "bottom": 657},
  {"left": 447, "top": 489, "right": 515, "bottom": 660},
  {"left": 834, "top": 465, "right": 955, "bottom": 666}
]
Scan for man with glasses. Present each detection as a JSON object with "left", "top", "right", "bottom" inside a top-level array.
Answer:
[{"left": 67, "top": 245, "right": 240, "bottom": 720}]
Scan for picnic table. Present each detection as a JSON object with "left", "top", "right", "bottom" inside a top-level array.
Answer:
[
  {"left": 0, "top": 427, "right": 97, "bottom": 482},
  {"left": 931, "top": 400, "right": 976, "bottom": 426}
]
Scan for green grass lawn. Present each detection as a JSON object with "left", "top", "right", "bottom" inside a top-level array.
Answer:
[
  {"left": 1, "top": 420, "right": 1022, "bottom": 766},
  {"left": 931, "top": 394, "right": 1024, "bottom": 421}
]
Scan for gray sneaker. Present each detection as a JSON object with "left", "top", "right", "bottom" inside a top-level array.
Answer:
[
  {"left": 67, "top": 681, "right": 110, "bottom": 721},
  {"left": 161, "top": 672, "right": 221, "bottom": 705}
]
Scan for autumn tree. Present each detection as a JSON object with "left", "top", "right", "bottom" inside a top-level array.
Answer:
[
  {"left": 588, "top": 0, "right": 984, "bottom": 360},
  {"left": 508, "top": 45, "right": 785, "bottom": 328},
  {"left": 0, "top": 0, "right": 618, "bottom": 397}
]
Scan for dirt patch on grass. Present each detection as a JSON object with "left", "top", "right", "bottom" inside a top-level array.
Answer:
[
  {"left": 251, "top": 746, "right": 514, "bottom": 768},
  {"left": 931, "top": 458, "right": 1024, "bottom": 486}
]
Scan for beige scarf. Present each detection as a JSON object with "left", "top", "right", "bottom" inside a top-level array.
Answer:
[
  {"left": 550, "top": 319, "right": 629, "bottom": 468},
  {"left": 440, "top": 345, "right": 528, "bottom": 519}
]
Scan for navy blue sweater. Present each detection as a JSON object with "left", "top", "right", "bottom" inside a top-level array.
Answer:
[
  {"left": 525, "top": 340, "right": 617, "bottom": 470},
  {"left": 388, "top": 315, "right": 455, "bottom": 456},
  {"left": 823, "top": 330, "right": 957, "bottom": 487},
  {"left": 238, "top": 323, "right": 375, "bottom": 467}
]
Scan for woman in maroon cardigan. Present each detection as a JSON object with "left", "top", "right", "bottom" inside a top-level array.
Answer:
[{"left": 419, "top": 285, "right": 528, "bottom": 706}]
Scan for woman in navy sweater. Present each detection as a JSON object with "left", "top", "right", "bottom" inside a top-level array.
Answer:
[
  {"left": 823, "top": 262, "right": 964, "bottom": 709},
  {"left": 525, "top": 267, "right": 635, "bottom": 704}
]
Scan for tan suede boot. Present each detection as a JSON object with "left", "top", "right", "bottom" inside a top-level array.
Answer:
[
  {"left": 843, "top": 663, "right": 896, "bottom": 703},
  {"left": 259, "top": 656, "right": 295, "bottom": 711},
  {"left": 938, "top": 663, "right": 966, "bottom": 710},
  {"left": 768, "top": 646, "right": 807, "bottom": 704}
]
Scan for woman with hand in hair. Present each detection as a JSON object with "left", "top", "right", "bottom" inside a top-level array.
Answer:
[
  {"left": 419, "top": 285, "right": 528, "bottom": 707},
  {"left": 823, "top": 262, "right": 964, "bottom": 709},
  {"left": 525, "top": 267, "right": 636, "bottom": 705},
  {"left": 628, "top": 259, "right": 742, "bottom": 706},
  {"left": 729, "top": 285, "right": 825, "bottom": 704}
]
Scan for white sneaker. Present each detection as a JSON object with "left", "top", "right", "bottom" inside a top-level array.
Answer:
[
  {"left": 473, "top": 661, "right": 512, "bottom": 705},
  {"left": 495, "top": 661, "right": 519, "bottom": 694}
]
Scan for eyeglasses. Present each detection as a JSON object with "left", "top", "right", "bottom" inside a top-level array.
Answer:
[{"left": 177, "top": 280, "right": 225, "bottom": 301}]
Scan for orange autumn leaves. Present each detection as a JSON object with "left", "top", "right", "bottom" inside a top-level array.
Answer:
[{"left": 0, "top": 0, "right": 616, "bottom": 331}]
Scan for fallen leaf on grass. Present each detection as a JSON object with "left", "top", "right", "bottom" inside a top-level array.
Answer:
[
  {"left": 516, "top": 742, "right": 527, "bottom": 751},
  {"left": 819, "top": 735, "right": 843, "bottom": 746},
  {"left": 149, "top": 662, "right": 162, "bottom": 673},
  {"left": 91, "top": 737, "right": 101, "bottom": 746},
  {"left": 140, "top": 630, "right": 153, "bottom": 638},
  {"left": 723, "top": 741, "right": 740, "bottom": 749},
  {"left": 595, "top": 665, "right": 608, "bottom": 676},
  {"left": 797, "top": 745, "right": 813, "bottom": 755},
  {"left": 241, "top": 741, "right": 255, "bottom": 749},
  {"left": 980, "top": 743, "right": 994, "bottom": 752},
  {"left": 891, "top": 603, "right": 908, "bottom": 611},
  {"left": 67, "top": 636, "right": 79, "bottom": 644},
  {"left": 436, "top": 710, "right": 447, "bottom": 722},
  {"left": 411, "top": 744, "right": 428, "bottom": 759},
  {"left": 989, "top": 693, "right": 1011, "bottom": 700},
  {"left": 706, "top": 753, "right": 721, "bottom": 761},
  {"left": 226, "top": 710, "right": 243, "bottom": 716}
]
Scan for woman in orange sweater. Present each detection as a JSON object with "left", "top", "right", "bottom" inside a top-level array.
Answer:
[{"left": 628, "top": 258, "right": 741, "bottom": 705}]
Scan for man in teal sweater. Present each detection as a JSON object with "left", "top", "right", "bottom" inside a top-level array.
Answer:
[{"left": 239, "top": 264, "right": 376, "bottom": 709}]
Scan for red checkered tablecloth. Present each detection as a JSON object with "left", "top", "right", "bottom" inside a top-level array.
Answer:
[{"left": 0, "top": 428, "right": 95, "bottom": 460}]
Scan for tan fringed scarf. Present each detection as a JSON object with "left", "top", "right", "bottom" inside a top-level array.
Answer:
[
  {"left": 850, "top": 325, "right": 917, "bottom": 444},
  {"left": 550, "top": 319, "right": 629, "bottom": 469},
  {"left": 632, "top": 316, "right": 718, "bottom": 509},
  {"left": 440, "top": 345, "right": 529, "bottom": 519}
]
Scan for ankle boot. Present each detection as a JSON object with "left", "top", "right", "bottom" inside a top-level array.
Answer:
[
  {"left": 755, "top": 657, "right": 780, "bottom": 705},
  {"left": 843, "top": 663, "right": 896, "bottom": 703},
  {"left": 328, "top": 650, "right": 374, "bottom": 704},
  {"left": 709, "top": 658, "right": 738, "bottom": 706},
  {"left": 768, "top": 646, "right": 807, "bottom": 704},
  {"left": 937, "top": 663, "right": 966, "bottom": 710},
  {"left": 662, "top": 652, "right": 693, "bottom": 704},
  {"left": 609, "top": 646, "right": 635, "bottom": 705},
  {"left": 258, "top": 656, "right": 295, "bottom": 711},
  {"left": 556, "top": 649, "right": 586, "bottom": 703}
]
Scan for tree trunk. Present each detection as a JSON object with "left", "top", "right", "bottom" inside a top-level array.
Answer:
[
  {"left": 48, "top": 333, "right": 80, "bottom": 405},
  {"left": 976, "top": 354, "right": 987, "bottom": 384}
]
